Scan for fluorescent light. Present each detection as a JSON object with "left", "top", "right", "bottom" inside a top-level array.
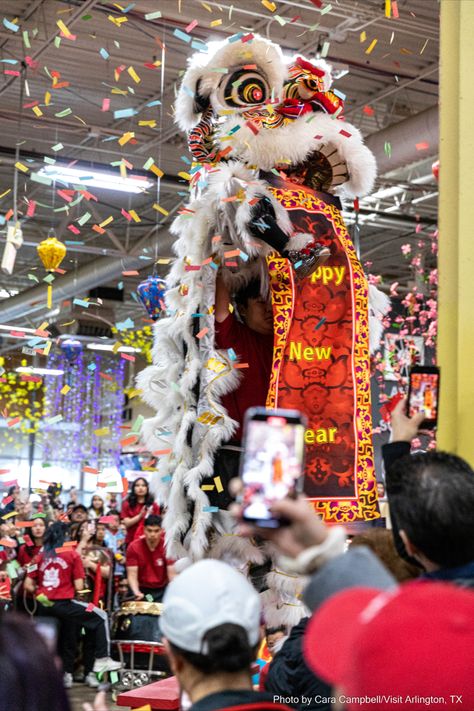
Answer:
[
  {"left": 86, "top": 343, "right": 141, "bottom": 353},
  {"left": 16, "top": 367, "right": 64, "bottom": 376},
  {"left": 0, "top": 324, "right": 38, "bottom": 334},
  {"left": 37, "top": 166, "right": 154, "bottom": 194}
]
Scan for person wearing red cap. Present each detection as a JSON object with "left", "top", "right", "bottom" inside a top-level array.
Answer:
[{"left": 303, "top": 582, "right": 474, "bottom": 711}]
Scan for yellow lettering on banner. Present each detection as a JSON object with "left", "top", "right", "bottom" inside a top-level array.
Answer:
[
  {"left": 304, "top": 428, "right": 338, "bottom": 445},
  {"left": 310, "top": 265, "right": 346, "bottom": 286},
  {"left": 289, "top": 343, "right": 332, "bottom": 361}
]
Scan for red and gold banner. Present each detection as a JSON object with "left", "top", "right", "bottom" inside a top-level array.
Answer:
[{"left": 264, "top": 174, "right": 378, "bottom": 522}]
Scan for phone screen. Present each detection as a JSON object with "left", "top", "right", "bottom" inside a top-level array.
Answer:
[
  {"left": 408, "top": 369, "right": 439, "bottom": 426},
  {"left": 241, "top": 409, "right": 305, "bottom": 527}
]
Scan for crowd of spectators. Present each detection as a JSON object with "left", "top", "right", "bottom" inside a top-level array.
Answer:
[
  {"left": 0, "top": 475, "right": 174, "bottom": 690},
  {"left": 1, "top": 400, "right": 474, "bottom": 711}
]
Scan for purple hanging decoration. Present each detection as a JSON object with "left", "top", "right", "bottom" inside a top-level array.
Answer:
[{"left": 137, "top": 275, "right": 167, "bottom": 320}]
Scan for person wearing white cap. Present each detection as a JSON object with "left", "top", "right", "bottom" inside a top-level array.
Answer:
[{"left": 160, "top": 559, "right": 295, "bottom": 711}]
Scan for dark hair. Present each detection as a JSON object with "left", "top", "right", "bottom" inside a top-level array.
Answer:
[
  {"left": 144, "top": 514, "right": 162, "bottom": 528},
  {"left": 234, "top": 278, "right": 262, "bottom": 308},
  {"left": 106, "top": 509, "right": 120, "bottom": 517},
  {"left": 169, "top": 623, "right": 256, "bottom": 675},
  {"left": 71, "top": 504, "right": 87, "bottom": 514},
  {"left": 265, "top": 625, "right": 287, "bottom": 636},
  {"left": 127, "top": 477, "right": 153, "bottom": 508},
  {"left": 350, "top": 529, "right": 419, "bottom": 583},
  {"left": 43, "top": 522, "right": 69, "bottom": 558},
  {"left": 0, "top": 613, "right": 71, "bottom": 711},
  {"left": 387, "top": 451, "right": 474, "bottom": 567},
  {"left": 89, "top": 495, "right": 104, "bottom": 514},
  {"left": 25, "top": 517, "right": 47, "bottom": 552}
]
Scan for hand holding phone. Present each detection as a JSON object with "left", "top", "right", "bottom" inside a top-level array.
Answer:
[
  {"left": 407, "top": 365, "right": 440, "bottom": 430},
  {"left": 240, "top": 408, "right": 306, "bottom": 528}
]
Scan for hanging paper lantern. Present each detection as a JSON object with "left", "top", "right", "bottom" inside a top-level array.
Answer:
[
  {"left": 37, "top": 234, "right": 67, "bottom": 271},
  {"left": 37, "top": 231, "right": 67, "bottom": 309},
  {"left": 137, "top": 275, "right": 167, "bottom": 320}
]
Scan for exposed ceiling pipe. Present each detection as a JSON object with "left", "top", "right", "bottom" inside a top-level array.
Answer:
[{"left": 365, "top": 106, "right": 438, "bottom": 176}]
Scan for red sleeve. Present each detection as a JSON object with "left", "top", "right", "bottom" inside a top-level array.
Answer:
[
  {"left": 120, "top": 500, "right": 131, "bottom": 519},
  {"left": 126, "top": 541, "right": 140, "bottom": 567},
  {"left": 16, "top": 545, "right": 28, "bottom": 567},
  {"left": 71, "top": 551, "right": 85, "bottom": 581},
  {"left": 215, "top": 313, "right": 245, "bottom": 350},
  {"left": 152, "top": 502, "right": 161, "bottom": 516}
]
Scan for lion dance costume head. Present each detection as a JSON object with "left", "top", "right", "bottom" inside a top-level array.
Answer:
[{"left": 137, "top": 36, "right": 388, "bottom": 569}]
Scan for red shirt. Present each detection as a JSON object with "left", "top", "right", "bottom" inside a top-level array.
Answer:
[
  {"left": 17, "top": 544, "right": 41, "bottom": 567},
  {"left": 215, "top": 314, "right": 274, "bottom": 442},
  {"left": 28, "top": 549, "right": 85, "bottom": 600},
  {"left": 121, "top": 500, "right": 161, "bottom": 546},
  {"left": 126, "top": 535, "right": 171, "bottom": 589}
]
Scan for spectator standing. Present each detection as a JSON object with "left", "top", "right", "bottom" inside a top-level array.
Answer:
[
  {"left": 121, "top": 477, "right": 160, "bottom": 546},
  {"left": 103, "top": 510, "right": 126, "bottom": 581},
  {"left": 69, "top": 504, "right": 88, "bottom": 525},
  {"left": 88, "top": 494, "right": 105, "bottom": 520},
  {"left": 161, "top": 559, "right": 295, "bottom": 711},
  {"left": 126, "top": 515, "right": 175, "bottom": 602},
  {"left": 24, "top": 522, "right": 121, "bottom": 687}
]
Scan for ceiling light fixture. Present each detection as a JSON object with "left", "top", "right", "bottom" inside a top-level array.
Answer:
[
  {"left": 16, "top": 366, "right": 64, "bottom": 376},
  {"left": 86, "top": 343, "right": 141, "bottom": 353},
  {"left": 37, "top": 166, "right": 154, "bottom": 194}
]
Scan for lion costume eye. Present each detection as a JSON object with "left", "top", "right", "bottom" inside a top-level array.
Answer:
[{"left": 218, "top": 69, "right": 269, "bottom": 108}]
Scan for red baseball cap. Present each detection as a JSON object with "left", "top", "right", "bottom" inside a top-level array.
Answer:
[{"left": 303, "top": 581, "right": 474, "bottom": 710}]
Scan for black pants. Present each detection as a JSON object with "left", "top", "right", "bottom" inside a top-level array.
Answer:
[
  {"left": 140, "top": 586, "right": 165, "bottom": 603},
  {"left": 37, "top": 599, "right": 110, "bottom": 673},
  {"left": 200, "top": 445, "right": 241, "bottom": 510}
]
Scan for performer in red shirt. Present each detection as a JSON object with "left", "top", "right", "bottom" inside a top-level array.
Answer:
[
  {"left": 204, "top": 274, "right": 274, "bottom": 509},
  {"left": 126, "top": 515, "right": 175, "bottom": 602},
  {"left": 15, "top": 517, "right": 46, "bottom": 612},
  {"left": 121, "top": 477, "right": 160, "bottom": 546},
  {"left": 24, "top": 522, "right": 121, "bottom": 688}
]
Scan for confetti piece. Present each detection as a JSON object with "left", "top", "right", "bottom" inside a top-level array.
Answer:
[
  {"left": 360, "top": 31, "right": 366, "bottom": 43},
  {"left": 127, "top": 66, "right": 141, "bottom": 83},
  {"left": 392, "top": 1, "right": 399, "bottom": 19},
  {"left": 203, "top": 506, "right": 219, "bottom": 513},
  {"left": 3, "top": 18, "right": 19, "bottom": 32},
  {"left": 234, "top": 363, "right": 249, "bottom": 369},
  {"left": 118, "top": 131, "right": 134, "bottom": 146},
  {"left": 214, "top": 476, "right": 224, "bottom": 493},
  {"left": 185, "top": 19, "right": 198, "bottom": 32},
  {"left": 196, "top": 327, "right": 209, "bottom": 339},
  {"left": 365, "top": 39, "right": 378, "bottom": 55},
  {"left": 101, "top": 98, "right": 110, "bottom": 112},
  {"left": 99, "top": 47, "right": 109, "bottom": 60},
  {"left": 173, "top": 29, "right": 191, "bottom": 43},
  {"left": 416, "top": 141, "right": 429, "bottom": 151},
  {"left": 153, "top": 203, "right": 169, "bottom": 216},
  {"left": 144, "top": 10, "right": 162, "bottom": 20},
  {"left": 385, "top": 0, "right": 391, "bottom": 17},
  {"left": 56, "top": 19, "right": 72, "bottom": 37},
  {"left": 61, "top": 385, "right": 71, "bottom": 395},
  {"left": 339, "top": 129, "right": 352, "bottom": 138}
]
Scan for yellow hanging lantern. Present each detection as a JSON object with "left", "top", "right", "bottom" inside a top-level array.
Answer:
[{"left": 37, "top": 231, "right": 66, "bottom": 308}]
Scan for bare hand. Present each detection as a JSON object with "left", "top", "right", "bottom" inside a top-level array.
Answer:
[
  {"left": 83, "top": 690, "right": 109, "bottom": 711},
  {"left": 391, "top": 397, "right": 426, "bottom": 442},
  {"left": 240, "top": 496, "right": 329, "bottom": 558},
  {"left": 134, "top": 591, "right": 145, "bottom": 601}
]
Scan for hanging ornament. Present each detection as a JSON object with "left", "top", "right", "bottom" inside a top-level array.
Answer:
[
  {"left": 137, "top": 275, "right": 167, "bottom": 320},
  {"left": 37, "top": 229, "right": 67, "bottom": 308}
]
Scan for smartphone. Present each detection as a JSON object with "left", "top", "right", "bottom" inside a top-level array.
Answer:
[
  {"left": 240, "top": 407, "right": 306, "bottom": 528},
  {"left": 407, "top": 365, "right": 440, "bottom": 429}
]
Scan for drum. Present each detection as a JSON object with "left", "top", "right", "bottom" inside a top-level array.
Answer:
[{"left": 111, "top": 601, "right": 170, "bottom": 675}]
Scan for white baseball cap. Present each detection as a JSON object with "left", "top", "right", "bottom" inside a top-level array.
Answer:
[{"left": 160, "top": 559, "right": 261, "bottom": 654}]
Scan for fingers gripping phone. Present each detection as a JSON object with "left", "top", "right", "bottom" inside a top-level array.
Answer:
[
  {"left": 407, "top": 365, "right": 440, "bottom": 429},
  {"left": 240, "top": 407, "right": 306, "bottom": 528}
]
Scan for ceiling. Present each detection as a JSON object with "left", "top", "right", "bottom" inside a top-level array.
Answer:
[{"left": 0, "top": 0, "right": 439, "bottom": 337}]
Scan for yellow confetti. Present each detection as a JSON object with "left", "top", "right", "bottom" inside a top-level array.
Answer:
[
  {"left": 32, "top": 105, "right": 43, "bottom": 117},
  {"left": 126, "top": 388, "right": 142, "bottom": 399},
  {"left": 111, "top": 88, "right": 128, "bottom": 95},
  {"left": 118, "top": 131, "right": 134, "bottom": 146},
  {"left": 138, "top": 120, "right": 157, "bottom": 127},
  {"left": 153, "top": 203, "right": 169, "bottom": 216},
  {"left": 42, "top": 341, "right": 52, "bottom": 356},
  {"left": 56, "top": 19, "right": 72, "bottom": 37},
  {"left": 178, "top": 171, "right": 192, "bottom": 181},
  {"left": 156, "top": 258, "right": 172, "bottom": 265},
  {"left": 0, "top": 188, "right": 12, "bottom": 199},
  {"left": 149, "top": 164, "right": 164, "bottom": 178},
  {"left": 365, "top": 39, "right": 378, "bottom": 54},
  {"left": 128, "top": 209, "right": 141, "bottom": 222},
  {"left": 201, "top": 2, "right": 213, "bottom": 11},
  {"left": 44, "top": 91, "right": 51, "bottom": 106},
  {"left": 112, "top": 341, "right": 122, "bottom": 353},
  {"left": 15, "top": 162, "right": 29, "bottom": 173},
  {"left": 60, "top": 385, "right": 71, "bottom": 395},
  {"left": 262, "top": 0, "right": 276, "bottom": 11},
  {"left": 214, "top": 476, "right": 224, "bottom": 493},
  {"left": 385, "top": 0, "right": 391, "bottom": 17},
  {"left": 127, "top": 66, "right": 141, "bottom": 84},
  {"left": 94, "top": 427, "right": 110, "bottom": 436},
  {"left": 360, "top": 31, "right": 366, "bottom": 42},
  {"left": 210, "top": 19, "right": 223, "bottom": 26},
  {"left": 99, "top": 216, "right": 114, "bottom": 228},
  {"left": 201, "top": 484, "right": 215, "bottom": 491}
]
